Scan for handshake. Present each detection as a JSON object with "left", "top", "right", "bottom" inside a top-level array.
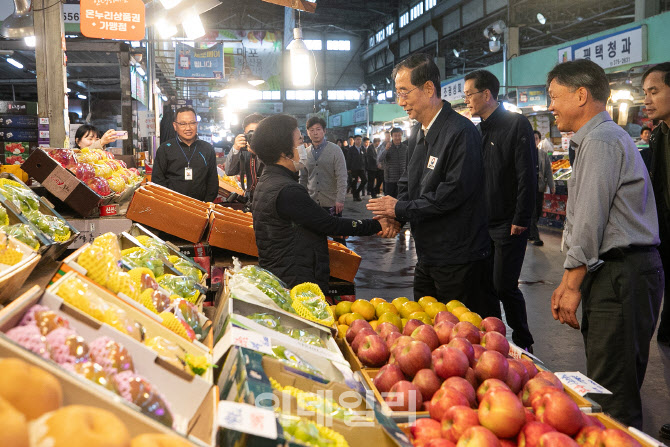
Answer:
[{"left": 367, "top": 196, "right": 402, "bottom": 238}]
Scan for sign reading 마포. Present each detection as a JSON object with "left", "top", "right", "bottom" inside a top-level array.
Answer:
[
  {"left": 441, "top": 77, "right": 465, "bottom": 102},
  {"left": 175, "top": 42, "right": 225, "bottom": 79},
  {"left": 80, "top": 0, "right": 145, "bottom": 41},
  {"left": 557, "top": 26, "right": 646, "bottom": 70}
]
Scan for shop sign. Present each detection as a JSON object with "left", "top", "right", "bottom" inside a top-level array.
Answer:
[
  {"left": 353, "top": 107, "right": 367, "bottom": 123},
  {"left": 175, "top": 42, "right": 225, "bottom": 79},
  {"left": 62, "top": 4, "right": 80, "bottom": 23},
  {"left": 331, "top": 114, "right": 342, "bottom": 127},
  {"left": 517, "top": 86, "right": 547, "bottom": 108},
  {"left": 441, "top": 77, "right": 464, "bottom": 102},
  {"left": 557, "top": 26, "right": 646, "bottom": 70},
  {"left": 80, "top": 0, "right": 145, "bottom": 41}
]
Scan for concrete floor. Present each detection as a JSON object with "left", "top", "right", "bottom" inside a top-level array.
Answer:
[{"left": 341, "top": 196, "right": 670, "bottom": 441}]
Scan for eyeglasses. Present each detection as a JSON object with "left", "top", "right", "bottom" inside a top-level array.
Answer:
[
  {"left": 395, "top": 86, "right": 419, "bottom": 99},
  {"left": 175, "top": 121, "right": 197, "bottom": 128},
  {"left": 461, "top": 90, "right": 485, "bottom": 101}
]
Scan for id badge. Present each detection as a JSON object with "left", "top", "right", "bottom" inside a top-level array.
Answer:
[{"left": 185, "top": 168, "right": 193, "bottom": 180}]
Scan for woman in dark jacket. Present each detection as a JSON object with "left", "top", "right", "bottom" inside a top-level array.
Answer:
[{"left": 251, "top": 114, "right": 393, "bottom": 294}]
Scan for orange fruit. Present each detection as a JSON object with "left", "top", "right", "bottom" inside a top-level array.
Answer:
[
  {"left": 345, "top": 312, "right": 365, "bottom": 325},
  {"left": 337, "top": 324, "right": 349, "bottom": 338},
  {"left": 338, "top": 313, "right": 351, "bottom": 325},
  {"left": 351, "top": 300, "right": 375, "bottom": 321},
  {"left": 378, "top": 312, "right": 403, "bottom": 330},
  {"left": 408, "top": 311, "right": 432, "bottom": 325},
  {"left": 400, "top": 301, "right": 423, "bottom": 319},
  {"left": 451, "top": 306, "right": 470, "bottom": 319},
  {"left": 369, "top": 320, "right": 379, "bottom": 331},
  {"left": 335, "top": 301, "right": 352, "bottom": 317},
  {"left": 425, "top": 302, "right": 447, "bottom": 319},
  {"left": 460, "top": 311, "right": 483, "bottom": 328},
  {"left": 392, "top": 297, "right": 410, "bottom": 309},
  {"left": 376, "top": 302, "right": 399, "bottom": 318},
  {"left": 447, "top": 300, "right": 466, "bottom": 312},
  {"left": 370, "top": 297, "right": 387, "bottom": 307},
  {"left": 418, "top": 296, "right": 438, "bottom": 309}
]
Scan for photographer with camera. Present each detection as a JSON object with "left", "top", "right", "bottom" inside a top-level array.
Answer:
[{"left": 224, "top": 113, "right": 265, "bottom": 202}]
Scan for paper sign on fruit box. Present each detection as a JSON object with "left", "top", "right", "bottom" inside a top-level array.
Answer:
[
  {"left": 217, "top": 401, "right": 278, "bottom": 440},
  {"left": 80, "top": 0, "right": 145, "bottom": 41},
  {"left": 555, "top": 372, "right": 612, "bottom": 396}
]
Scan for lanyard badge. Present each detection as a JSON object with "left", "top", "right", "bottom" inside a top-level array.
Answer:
[
  {"left": 185, "top": 168, "right": 193, "bottom": 180},
  {"left": 177, "top": 139, "right": 197, "bottom": 181}
]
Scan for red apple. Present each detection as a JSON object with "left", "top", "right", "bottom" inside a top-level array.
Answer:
[
  {"left": 357, "top": 334, "right": 390, "bottom": 367},
  {"left": 374, "top": 364, "right": 406, "bottom": 393},
  {"left": 396, "top": 340, "right": 432, "bottom": 378},
  {"left": 346, "top": 319, "right": 373, "bottom": 344},
  {"left": 522, "top": 377, "right": 561, "bottom": 406},
  {"left": 481, "top": 317, "right": 506, "bottom": 336},
  {"left": 529, "top": 387, "right": 564, "bottom": 411},
  {"left": 581, "top": 413, "right": 605, "bottom": 429},
  {"left": 518, "top": 422, "right": 556, "bottom": 447},
  {"left": 574, "top": 426, "right": 603, "bottom": 447},
  {"left": 386, "top": 380, "right": 423, "bottom": 412},
  {"left": 413, "top": 368, "right": 442, "bottom": 402},
  {"left": 441, "top": 405, "right": 479, "bottom": 442},
  {"left": 385, "top": 331, "right": 404, "bottom": 350},
  {"left": 475, "top": 350, "right": 509, "bottom": 383},
  {"left": 520, "top": 358, "right": 539, "bottom": 378},
  {"left": 481, "top": 331, "right": 510, "bottom": 356},
  {"left": 411, "top": 417, "right": 442, "bottom": 441},
  {"left": 538, "top": 432, "right": 579, "bottom": 447},
  {"left": 451, "top": 322, "right": 481, "bottom": 345},
  {"left": 433, "top": 346, "right": 469, "bottom": 380},
  {"left": 448, "top": 337, "right": 475, "bottom": 367},
  {"left": 412, "top": 325, "right": 440, "bottom": 351},
  {"left": 442, "top": 376, "right": 476, "bottom": 408},
  {"left": 75, "top": 163, "right": 95, "bottom": 181},
  {"left": 596, "top": 429, "right": 642, "bottom": 447},
  {"left": 472, "top": 344, "right": 486, "bottom": 363},
  {"left": 435, "top": 310, "right": 460, "bottom": 325},
  {"left": 403, "top": 319, "right": 426, "bottom": 336},
  {"left": 506, "top": 367, "right": 523, "bottom": 394},
  {"left": 535, "top": 371, "right": 563, "bottom": 389},
  {"left": 86, "top": 176, "right": 111, "bottom": 196},
  {"left": 435, "top": 320, "right": 456, "bottom": 345},
  {"left": 389, "top": 335, "right": 414, "bottom": 355},
  {"left": 426, "top": 440, "right": 457, "bottom": 447},
  {"left": 476, "top": 379, "right": 510, "bottom": 403},
  {"left": 500, "top": 440, "right": 516, "bottom": 447},
  {"left": 509, "top": 359, "right": 530, "bottom": 388},
  {"left": 456, "top": 426, "right": 501, "bottom": 447},
  {"left": 535, "top": 392, "right": 584, "bottom": 436},
  {"left": 378, "top": 322, "right": 401, "bottom": 338},
  {"left": 351, "top": 327, "right": 377, "bottom": 353},
  {"left": 465, "top": 367, "right": 477, "bottom": 388},
  {"left": 429, "top": 386, "right": 470, "bottom": 422},
  {"left": 525, "top": 408, "right": 537, "bottom": 423},
  {"left": 478, "top": 389, "right": 525, "bottom": 438}
]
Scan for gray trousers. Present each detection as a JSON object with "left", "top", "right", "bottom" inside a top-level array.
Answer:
[{"left": 580, "top": 247, "right": 663, "bottom": 429}]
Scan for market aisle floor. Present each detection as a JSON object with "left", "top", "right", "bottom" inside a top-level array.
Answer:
[{"left": 342, "top": 196, "right": 670, "bottom": 439}]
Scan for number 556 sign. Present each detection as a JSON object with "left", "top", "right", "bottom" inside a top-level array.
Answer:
[{"left": 63, "top": 4, "right": 80, "bottom": 23}]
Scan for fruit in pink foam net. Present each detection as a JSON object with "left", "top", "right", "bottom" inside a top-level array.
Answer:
[{"left": 86, "top": 176, "right": 111, "bottom": 196}]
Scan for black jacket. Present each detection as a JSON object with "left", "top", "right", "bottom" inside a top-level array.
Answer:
[
  {"left": 365, "top": 145, "right": 379, "bottom": 171},
  {"left": 347, "top": 145, "right": 367, "bottom": 171},
  {"left": 152, "top": 137, "right": 219, "bottom": 202},
  {"left": 649, "top": 124, "right": 670, "bottom": 242},
  {"left": 396, "top": 101, "right": 490, "bottom": 266},
  {"left": 479, "top": 105, "right": 537, "bottom": 234}
]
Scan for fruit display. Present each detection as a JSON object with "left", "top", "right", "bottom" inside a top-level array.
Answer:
[
  {"left": 277, "top": 413, "right": 349, "bottom": 447},
  {"left": 6, "top": 305, "right": 174, "bottom": 428},
  {"left": 270, "top": 345, "right": 325, "bottom": 378},
  {"left": 229, "top": 265, "right": 294, "bottom": 313},
  {"left": 47, "top": 147, "right": 142, "bottom": 197},
  {"left": 290, "top": 282, "right": 335, "bottom": 327},
  {"left": 551, "top": 159, "right": 570, "bottom": 173},
  {"left": 247, "top": 313, "right": 326, "bottom": 348},
  {"left": 0, "top": 229, "right": 32, "bottom": 271},
  {"left": 0, "top": 203, "right": 6, "bottom": 225},
  {"left": 0, "top": 178, "right": 71, "bottom": 242},
  {"left": 1, "top": 223, "right": 40, "bottom": 250}
]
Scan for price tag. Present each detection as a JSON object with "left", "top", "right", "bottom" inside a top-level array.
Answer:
[
  {"left": 508, "top": 343, "right": 523, "bottom": 360},
  {"left": 217, "top": 401, "right": 278, "bottom": 440},
  {"left": 555, "top": 372, "right": 612, "bottom": 396}
]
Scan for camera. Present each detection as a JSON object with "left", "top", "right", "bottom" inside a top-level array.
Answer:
[{"left": 244, "top": 130, "right": 255, "bottom": 150}]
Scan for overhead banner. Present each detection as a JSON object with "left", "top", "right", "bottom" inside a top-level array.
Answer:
[
  {"left": 441, "top": 77, "right": 464, "bottom": 102},
  {"left": 557, "top": 26, "right": 646, "bottom": 69},
  {"left": 517, "top": 86, "right": 547, "bottom": 108},
  {"left": 80, "top": 0, "right": 145, "bottom": 41},
  {"left": 175, "top": 42, "right": 224, "bottom": 79}
]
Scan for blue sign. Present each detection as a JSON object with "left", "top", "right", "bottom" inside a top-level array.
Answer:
[
  {"left": 557, "top": 26, "right": 646, "bottom": 70},
  {"left": 517, "top": 86, "right": 547, "bottom": 108},
  {"left": 175, "top": 42, "right": 224, "bottom": 79}
]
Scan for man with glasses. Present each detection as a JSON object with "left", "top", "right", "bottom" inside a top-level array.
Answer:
[
  {"left": 152, "top": 106, "right": 218, "bottom": 202},
  {"left": 368, "top": 53, "right": 498, "bottom": 318},
  {"left": 225, "top": 113, "right": 264, "bottom": 197},
  {"left": 464, "top": 70, "right": 537, "bottom": 352}
]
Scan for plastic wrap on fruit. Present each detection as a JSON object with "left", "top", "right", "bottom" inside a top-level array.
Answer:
[
  {"left": 50, "top": 149, "right": 77, "bottom": 168},
  {"left": 157, "top": 274, "right": 199, "bottom": 304},
  {"left": 230, "top": 265, "right": 293, "bottom": 313},
  {"left": 75, "top": 163, "right": 96, "bottom": 181},
  {"left": 270, "top": 345, "right": 324, "bottom": 379},
  {"left": 171, "top": 298, "right": 202, "bottom": 337},
  {"left": 279, "top": 327, "right": 325, "bottom": 348},
  {"left": 270, "top": 379, "right": 356, "bottom": 423},
  {"left": 0, "top": 182, "right": 40, "bottom": 212},
  {"left": 138, "top": 236, "right": 170, "bottom": 258},
  {"left": 144, "top": 336, "right": 186, "bottom": 371},
  {"left": 77, "top": 244, "right": 118, "bottom": 287},
  {"left": 167, "top": 255, "right": 201, "bottom": 282},
  {"left": 122, "top": 247, "right": 164, "bottom": 278},
  {"left": 290, "top": 283, "right": 334, "bottom": 326},
  {"left": 92, "top": 232, "right": 122, "bottom": 262},
  {"left": 86, "top": 176, "right": 112, "bottom": 196},
  {"left": 0, "top": 204, "right": 7, "bottom": 226},
  {"left": 247, "top": 313, "right": 281, "bottom": 330},
  {"left": 1, "top": 223, "right": 40, "bottom": 249},
  {"left": 277, "top": 414, "right": 348, "bottom": 447}
]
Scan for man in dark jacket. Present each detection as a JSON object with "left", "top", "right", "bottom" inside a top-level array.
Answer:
[
  {"left": 366, "top": 137, "right": 381, "bottom": 198},
  {"left": 368, "top": 53, "right": 499, "bottom": 318},
  {"left": 347, "top": 135, "right": 367, "bottom": 201},
  {"left": 464, "top": 70, "right": 537, "bottom": 351},
  {"left": 377, "top": 127, "right": 408, "bottom": 198},
  {"left": 643, "top": 62, "right": 670, "bottom": 347},
  {"left": 224, "top": 113, "right": 264, "bottom": 201},
  {"left": 152, "top": 106, "right": 218, "bottom": 202}
]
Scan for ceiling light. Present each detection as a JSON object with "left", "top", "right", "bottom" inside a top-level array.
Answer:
[
  {"left": 1, "top": 0, "right": 34, "bottom": 39},
  {"left": 452, "top": 48, "right": 460, "bottom": 58},
  {"left": 66, "top": 87, "right": 71, "bottom": 93},
  {"left": 77, "top": 94, "right": 87, "bottom": 100},
  {"left": 537, "top": 13, "right": 546, "bottom": 25},
  {"left": 24, "top": 35, "right": 35, "bottom": 47},
  {"left": 159, "top": 0, "right": 182, "bottom": 9},
  {"left": 182, "top": 10, "right": 205, "bottom": 40},
  {"left": 611, "top": 89, "right": 634, "bottom": 102},
  {"left": 6, "top": 58, "right": 23, "bottom": 69},
  {"left": 287, "top": 27, "right": 312, "bottom": 87},
  {"left": 155, "top": 19, "right": 178, "bottom": 38},
  {"left": 136, "top": 66, "right": 145, "bottom": 76},
  {"left": 161, "top": 95, "right": 168, "bottom": 101}
]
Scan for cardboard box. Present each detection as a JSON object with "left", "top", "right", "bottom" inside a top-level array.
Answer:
[
  {"left": 126, "top": 187, "right": 210, "bottom": 243},
  {"left": 0, "top": 128, "right": 38, "bottom": 141},
  {"left": 0, "top": 101, "right": 36, "bottom": 115},
  {"left": 328, "top": 241, "right": 362, "bottom": 283},
  {"left": 590, "top": 413, "right": 663, "bottom": 447},
  {"left": 0, "top": 285, "right": 214, "bottom": 445},
  {"left": 0, "top": 114, "right": 38, "bottom": 128},
  {"left": 0, "top": 237, "right": 40, "bottom": 304},
  {"left": 207, "top": 211, "right": 258, "bottom": 257},
  {"left": 21, "top": 148, "right": 105, "bottom": 217}
]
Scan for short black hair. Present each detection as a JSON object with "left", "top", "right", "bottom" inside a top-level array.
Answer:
[
  {"left": 642, "top": 62, "right": 670, "bottom": 88},
  {"left": 640, "top": 126, "right": 651, "bottom": 135},
  {"left": 252, "top": 114, "right": 299, "bottom": 165},
  {"left": 243, "top": 113, "right": 264, "bottom": 130},
  {"left": 390, "top": 127, "right": 403, "bottom": 135},
  {"left": 306, "top": 116, "right": 327, "bottom": 130},
  {"left": 363, "top": 137, "right": 370, "bottom": 142},
  {"left": 464, "top": 70, "right": 500, "bottom": 100},
  {"left": 354, "top": 135, "right": 362, "bottom": 139},
  {"left": 392, "top": 53, "right": 441, "bottom": 98},
  {"left": 336, "top": 138, "right": 343, "bottom": 144},
  {"left": 547, "top": 59, "right": 610, "bottom": 104},
  {"left": 174, "top": 106, "right": 196, "bottom": 120},
  {"left": 533, "top": 130, "right": 542, "bottom": 140},
  {"left": 74, "top": 124, "right": 98, "bottom": 148}
]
